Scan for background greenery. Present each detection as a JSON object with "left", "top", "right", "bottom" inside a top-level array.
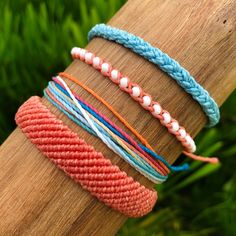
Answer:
[{"left": 0, "top": 1, "right": 235, "bottom": 235}]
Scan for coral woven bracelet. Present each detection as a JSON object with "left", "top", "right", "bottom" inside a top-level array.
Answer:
[{"left": 15, "top": 96, "right": 157, "bottom": 217}]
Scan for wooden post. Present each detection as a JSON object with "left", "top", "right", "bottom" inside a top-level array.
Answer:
[{"left": 0, "top": 0, "right": 235, "bottom": 235}]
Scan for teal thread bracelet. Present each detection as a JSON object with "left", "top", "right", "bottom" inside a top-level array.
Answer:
[{"left": 88, "top": 24, "right": 220, "bottom": 127}]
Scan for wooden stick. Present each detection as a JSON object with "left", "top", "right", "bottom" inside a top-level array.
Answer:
[{"left": 0, "top": 0, "right": 235, "bottom": 235}]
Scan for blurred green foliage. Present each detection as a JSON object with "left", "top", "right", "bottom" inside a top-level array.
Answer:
[
  {"left": 0, "top": 0, "right": 125, "bottom": 142},
  {"left": 0, "top": 1, "right": 235, "bottom": 235}
]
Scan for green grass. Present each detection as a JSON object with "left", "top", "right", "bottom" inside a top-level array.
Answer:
[
  {"left": 0, "top": 1, "right": 235, "bottom": 235},
  {"left": 0, "top": 0, "right": 125, "bottom": 142}
]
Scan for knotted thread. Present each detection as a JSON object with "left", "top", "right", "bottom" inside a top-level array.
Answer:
[{"left": 15, "top": 96, "right": 157, "bottom": 217}]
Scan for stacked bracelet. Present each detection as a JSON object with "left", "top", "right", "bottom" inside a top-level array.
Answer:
[
  {"left": 14, "top": 24, "right": 220, "bottom": 218},
  {"left": 71, "top": 47, "right": 195, "bottom": 152}
]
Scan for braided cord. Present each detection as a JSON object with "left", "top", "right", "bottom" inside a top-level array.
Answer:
[
  {"left": 88, "top": 24, "right": 220, "bottom": 127},
  {"left": 15, "top": 96, "right": 157, "bottom": 217}
]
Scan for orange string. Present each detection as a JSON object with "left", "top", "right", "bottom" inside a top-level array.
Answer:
[{"left": 182, "top": 151, "right": 219, "bottom": 164}]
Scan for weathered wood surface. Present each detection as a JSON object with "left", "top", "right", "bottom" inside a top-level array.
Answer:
[{"left": 0, "top": 0, "right": 235, "bottom": 235}]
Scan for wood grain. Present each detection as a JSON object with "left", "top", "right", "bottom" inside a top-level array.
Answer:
[{"left": 0, "top": 0, "right": 236, "bottom": 235}]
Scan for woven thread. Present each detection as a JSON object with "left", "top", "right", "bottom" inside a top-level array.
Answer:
[
  {"left": 15, "top": 96, "right": 157, "bottom": 217},
  {"left": 88, "top": 24, "right": 220, "bottom": 127}
]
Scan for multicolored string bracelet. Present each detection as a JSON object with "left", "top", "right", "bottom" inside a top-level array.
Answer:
[
  {"left": 59, "top": 71, "right": 172, "bottom": 174},
  {"left": 70, "top": 48, "right": 219, "bottom": 164},
  {"left": 44, "top": 77, "right": 168, "bottom": 183},
  {"left": 15, "top": 96, "right": 157, "bottom": 217},
  {"left": 88, "top": 24, "right": 220, "bottom": 127},
  {"left": 49, "top": 77, "right": 188, "bottom": 172},
  {"left": 44, "top": 77, "right": 190, "bottom": 180}
]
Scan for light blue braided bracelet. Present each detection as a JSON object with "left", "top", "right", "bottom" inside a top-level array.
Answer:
[{"left": 88, "top": 24, "right": 220, "bottom": 127}]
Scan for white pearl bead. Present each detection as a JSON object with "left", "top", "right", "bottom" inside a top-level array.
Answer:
[
  {"left": 185, "top": 135, "right": 193, "bottom": 146},
  {"left": 85, "top": 52, "right": 93, "bottom": 62},
  {"left": 170, "top": 121, "right": 179, "bottom": 132},
  {"left": 101, "top": 63, "right": 109, "bottom": 74},
  {"left": 93, "top": 57, "right": 100, "bottom": 67},
  {"left": 80, "top": 49, "right": 86, "bottom": 58},
  {"left": 179, "top": 128, "right": 187, "bottom": 138},
  {"left": 142, "top": 95, "right": 151, "bottom": 107},
  {"left": 191, "top": 143, "right": 197, "bottom": 152},
  {"left": 162, "top": 112, "right": 171, "bottom": 124},
  {"left": 120, "top": 77, "right": 128, "bottom": 88},
  {"left": 188, "top": 137, "right": 196, "bottom": 148},
  {"left": 152, "top": 104, "right": 161, "bottom": 115},
  {"left": 132, "top": 86, "right": 141, "bottom": 97},
  {"left": 111, "top": 69, "right": 119, "bottom": 80},
  {"left": 71, "top": 47, "right": 80, "bottom": 55}
]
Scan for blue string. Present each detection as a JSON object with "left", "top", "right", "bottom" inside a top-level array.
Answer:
[
  {"left": 51, "top": 80, "right": 189, "bottom": 172},
  {"left": 88, "top": 24, "right": 220, "bottom": 127},
  {"left": 44, "top": 85, "right": 168, "bottom": 183}
]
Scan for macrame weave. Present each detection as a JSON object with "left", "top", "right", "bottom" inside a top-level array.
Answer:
[{"left": 15, "top": 96, "right": 157, "bottom": 217}]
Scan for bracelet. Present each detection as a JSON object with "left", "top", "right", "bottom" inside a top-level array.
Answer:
[
  {"left": 15, "top": 96, "right": 157, "bottom": 217},
  {"left": 88, "top": 24, "right": 220, "bottom": 127},
  {"left": 49, "top": 76, "right": 188, "bottom": 172},
  {"left": 59, "top": 71, "right": 173, "bottom": 173},
  {"left": 70, "top": 47, "right": 219, "bottom": 164},
  {"left": 71, "top": 48, "right": 195, "bottom": 150},
  {"left": 44, "top": 77, "right": 168, "bottom": 183},
  {"left": 13, "top": 24, "right": 221, "bottom": 218}
]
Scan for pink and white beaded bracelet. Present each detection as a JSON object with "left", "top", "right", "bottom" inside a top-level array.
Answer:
[{"left": 71, "top": 47, "right": 219, "bottom": 164}]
